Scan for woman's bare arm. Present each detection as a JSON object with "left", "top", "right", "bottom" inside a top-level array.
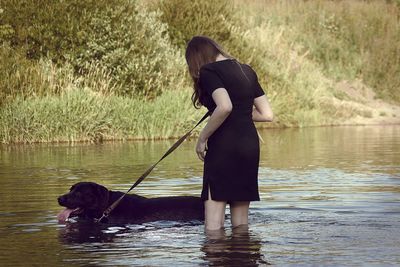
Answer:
[
  {"left": 253, "top": 95, "right": 273, "bottom": 122},
  {"left": 196, "top": 88, "right": 232, "bottom": 160},
  {"left": 199, "top": 88, "right": 232, "bottom": 141}
]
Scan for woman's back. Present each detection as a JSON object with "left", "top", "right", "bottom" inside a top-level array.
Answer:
[
  {"left": 199, "top": 59, "right": 264, "bottom": 120},
  {"left": 198, "top": 58, "right": 264, "bottom": 202}
]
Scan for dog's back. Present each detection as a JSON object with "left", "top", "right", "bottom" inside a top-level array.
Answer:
[
  {"left": 58, "top": 182, "right": 204, "bottom": 224},
  {"left": 110, "top": 192, "right": 204, "bottom": 223}
]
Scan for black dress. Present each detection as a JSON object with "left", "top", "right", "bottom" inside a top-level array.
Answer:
[{"left": 198, "top": 58, "right": 265, "bottom": 202}]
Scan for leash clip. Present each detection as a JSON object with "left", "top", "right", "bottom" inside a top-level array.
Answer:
[{"left": 94, "top": 212, "right": 109, "bottom": 223}]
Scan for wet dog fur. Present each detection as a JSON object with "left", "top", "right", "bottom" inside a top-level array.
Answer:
[{"left": 58, "top": 182, "right": 204, "bottom": 224}]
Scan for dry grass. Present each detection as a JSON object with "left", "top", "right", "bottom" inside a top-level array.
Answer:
[{"left": 232, "top": 0, "right": 400, "bottom": 103}]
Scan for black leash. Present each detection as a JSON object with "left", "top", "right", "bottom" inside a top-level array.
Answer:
[{"left": 95, "top": 111, "right": 210, "bottom": 223}]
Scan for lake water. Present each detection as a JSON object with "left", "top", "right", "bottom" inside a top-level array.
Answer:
[{"left": 0, "top": 125, "right": 399, "bottom": 266}]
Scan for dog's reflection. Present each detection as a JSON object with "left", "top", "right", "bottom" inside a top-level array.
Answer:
[
  {"left": 201, "top": 225, "right": 271, "bottom": 266},
  {"left": 59, "top": 221, "right": 118, "bottom": 244}
]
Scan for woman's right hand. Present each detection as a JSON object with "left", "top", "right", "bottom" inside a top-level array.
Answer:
[{"left": 196, "top": 137, "right": 208, "bottom": 161}]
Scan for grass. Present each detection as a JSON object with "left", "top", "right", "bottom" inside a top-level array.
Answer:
[
  {"left": 0, "top": 87, "right": 204, "bottom": 144},
  {"left": 0, "top": 53, "right": 203, "bottom": 144},
  {"left": 0, "top": 0, "right": 399, "bottom": 143},
  {"left": 232, "top": 0, "right": 400, "bottom": 103}
]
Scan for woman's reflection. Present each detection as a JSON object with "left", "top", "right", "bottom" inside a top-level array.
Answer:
[{"left": 201, "top": 225, "right": 270, "bottom": 266}]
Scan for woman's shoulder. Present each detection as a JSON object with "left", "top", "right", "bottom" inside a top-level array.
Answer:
[
  {"left": 200, "top": 62, "right": 219, "bottom": 72},
  {"left": 240, "top": 62, "right": 255, "bottom": 71},
  {"left": 241, "top": 63, "right": 260, "bottom": 78},
  {"left": 199, "top": 60, "right": 260, "bottom": 82},
  {"left": 199, "top": 63, "right": 215, "bottom": 71},
  {"left": 200, "top": 58, "right": 237, "bottom": 69}
]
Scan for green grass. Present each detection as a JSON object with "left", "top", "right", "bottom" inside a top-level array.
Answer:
[
  {"left": 0, "top": 0, "right": 399, "bottom": 143},
  {"left": 0, "top": 0, "right": 185, "bottom": 98},
  {"left": 0, "top": 87, "right": 204, "bottom": 144}
]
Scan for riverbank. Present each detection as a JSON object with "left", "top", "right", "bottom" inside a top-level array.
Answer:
[
  {"left": 0, "top": 0, "right": 399, "bottom": 144},
  {"left": 333, "top": 80, "right": 400, "bottom": 126},
  {"left": 0, "top": 59, "right": 398, "bottom": 144},
  {"left": 1, "top": 85, "right": 398, "bottom": 145}
]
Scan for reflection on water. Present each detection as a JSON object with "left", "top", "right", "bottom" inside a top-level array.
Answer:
[
  {"left": 0, "top": 125, "right": 399, "bottom": 266},
  {"left": 59, "top": 221, "right": 115, "bottom": 244},
  {"left": 202, "top": 225, "right": 270, "bottom": 266}
]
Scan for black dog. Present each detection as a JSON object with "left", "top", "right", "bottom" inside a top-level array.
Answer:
[{"left": 57, "top": 182, "right": 204, "bottom": 224}]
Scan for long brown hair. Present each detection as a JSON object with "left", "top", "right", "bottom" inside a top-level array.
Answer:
[{"left": 185, "top": 36, "right": 233, "bottom": 109}]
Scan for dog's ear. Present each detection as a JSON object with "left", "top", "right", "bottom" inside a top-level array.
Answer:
[
  {"left": 96, "top": 184, "right": 108, "bottom": 199},
  {"left": 92, "top": 184, "right": 109, "bottom": 210},
  {"left": 70, "top": 182, "right": 85, "bottom": 192},
  {"left": 69, "top": 184, "right": 76, "bottom": 192}
]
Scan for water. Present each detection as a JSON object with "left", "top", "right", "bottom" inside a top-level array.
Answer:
[{"left": 0, "top": 125, "right": 399, "bottom": 266}]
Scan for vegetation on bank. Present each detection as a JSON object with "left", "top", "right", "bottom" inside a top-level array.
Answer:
[
  {"left": 0, "top": 0, "right": 184, "bottom": 99},
  {"left": 0, "top": 87, "right": 200, "bottom": 143},
  {"left": 232, "top": 0, "right": 400, "bottom": 103},
  {"left": 0, "top": 0, "right": 399, "bottom": 144}
]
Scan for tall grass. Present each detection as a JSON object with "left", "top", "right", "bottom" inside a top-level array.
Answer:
[
  {"left": 0, "top": 80, "right": 203, "bottom": 144},
  {"left": 233, "top": 0, "right": 400, "bottom": 103},
  {"left": 224, "top": 17, "right": 355, "bottom": 126},
  {"left": 0, "top": 0, "right": 398, "bottom": 143},
  {"left": 0, "top": 44, "right": 121, "bottom": 105}
]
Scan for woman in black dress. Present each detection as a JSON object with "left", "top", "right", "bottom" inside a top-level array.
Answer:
[{"left": 185, "top": 36, "right": 273, "bottom": 231}]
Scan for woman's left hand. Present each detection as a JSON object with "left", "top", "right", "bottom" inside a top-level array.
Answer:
[{"left": 196, "top": 138, "right": 208, "bottom": 161}]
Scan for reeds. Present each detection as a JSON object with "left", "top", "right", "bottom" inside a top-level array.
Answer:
[{"left": 0, "top": 85, "right": 203, "bottom": 144}]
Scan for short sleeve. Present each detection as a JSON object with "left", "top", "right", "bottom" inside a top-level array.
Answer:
[
  {"left": 253, "top": 71, "right": 265, "bottom": 98},
  {"left": 199, "top": 67, "right": 225, "bottom": 95}
]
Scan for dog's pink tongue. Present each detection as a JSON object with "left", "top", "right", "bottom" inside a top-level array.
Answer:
[{"left": 57, "top": 208, "right": 74, "bottom": 222}]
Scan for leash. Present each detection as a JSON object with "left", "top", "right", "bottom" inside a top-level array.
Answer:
[{"left": 95, "top": 111, "right": 210, "bottom": 223}]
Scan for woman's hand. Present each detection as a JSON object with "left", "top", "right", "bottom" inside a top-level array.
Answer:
[
  {"left": 196, "top": 137, "right": 208, "bottom": 161},
  {"left": 195, "top": 88, "right": 232, "bottom": 161}
]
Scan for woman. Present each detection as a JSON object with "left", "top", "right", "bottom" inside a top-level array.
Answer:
[{"left": 185, "top": 36, "right": 273, "bottom": 231}]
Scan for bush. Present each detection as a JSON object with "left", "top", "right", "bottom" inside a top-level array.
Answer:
[
  {"left": 0, "top": 44, "right": 74, "bottom": 105},
  {"left": 154, "top": 0, "right": 265, "bottom": 73},
  {"left": 0, "top": 0, "right": 185, "bottom": 98},
  {"left": 155, "top": 0, "right": 235, "bottom": 50}
]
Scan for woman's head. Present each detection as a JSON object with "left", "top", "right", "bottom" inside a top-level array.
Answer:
[{"left": 185, "top": 36, "right": 232, "bottom": 108}]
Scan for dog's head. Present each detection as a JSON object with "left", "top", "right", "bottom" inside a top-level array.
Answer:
[{"left": 57, "top": 182, "right": 109, "bottom": 222}]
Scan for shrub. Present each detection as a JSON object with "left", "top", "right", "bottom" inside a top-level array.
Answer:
[
  {"left": 155, "top": 0, "right": 234, "bottom": 50},
  {"left": 154, "top": 0, "right": 266, "bottom": 74},
  {"left": 0, "top": 44, "right": 74, "bottom": 105},
  {"left": 0, "top": 0, "right": 185, "bottom": 98}
]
